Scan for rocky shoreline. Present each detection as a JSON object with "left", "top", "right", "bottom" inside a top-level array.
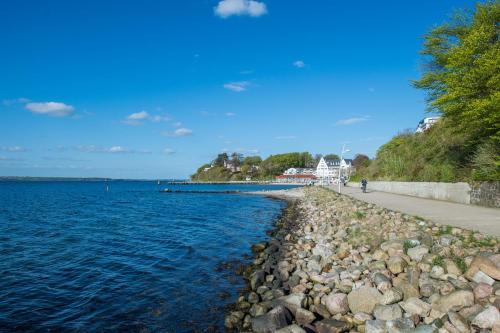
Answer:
[{"left": 225, "top": 187, "right": 500, "bottom": 333}]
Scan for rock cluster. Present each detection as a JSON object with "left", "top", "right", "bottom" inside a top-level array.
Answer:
[{"left": 225, "top": 187, "right": 500, "bottom": 333}]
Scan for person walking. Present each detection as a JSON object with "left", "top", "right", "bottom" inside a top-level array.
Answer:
[{"left": 361, "top": 179, "right": 368, "bottom": 193}]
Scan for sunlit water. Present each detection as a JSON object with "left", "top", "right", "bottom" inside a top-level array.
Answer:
[{"left": 0, "top": 181, "right": 296, "bottom": 332}]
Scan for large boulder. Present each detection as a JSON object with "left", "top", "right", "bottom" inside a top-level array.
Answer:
[
  {"left": 273, "top": 293, "right": 306, "bottom": 316},
  {"left": 432, "top": 290, "right": 474, "bottom": 313},
  {"left": 471, "top": 305, "right": 500, "bottom": 329},
  {"left": 347, "top": 286, "right": 382, "bottom": 314},
  {"left": 275, "top": 324, "right": 307, "bottom": 333},
  {"left": 399, "top": 297, "right": 431, "bottom": 317},
  {"left": 465, "top": 256, "right": 500, "bottom": 281},
  {"left": 315, "top": 319, "right": 350, "bottom": 333},
  {"left": 251, "top": 306, "right": 292, "bottom": 333},
  {"left": 323, "top": 293, "right": 349, "bottom": 315}
]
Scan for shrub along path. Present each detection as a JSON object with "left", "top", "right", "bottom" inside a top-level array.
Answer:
[{"left": 327, "top": 185, "right": 500, "bottom": 237}]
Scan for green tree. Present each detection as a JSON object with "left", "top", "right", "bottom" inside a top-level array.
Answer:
[
  {"left": 413, "top": 1, "right": 500, "bottom": 144},
  {"left": 324, "top": 154, "right": 340, "bottom": 161},
  {"left": 213, "top": 152, "right": 228, "bottom": 166}
]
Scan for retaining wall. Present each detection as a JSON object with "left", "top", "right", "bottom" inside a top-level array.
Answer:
[
  {"left": 470, "top": 181, "right": 500, "bottom": 208},
  {"left": 347, "top": 181, "right": 471, "bottom": 205}
]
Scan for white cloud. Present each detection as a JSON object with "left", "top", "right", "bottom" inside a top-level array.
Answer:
[
  {"left": 25, "top": 102, "right": 74, "bottom": 117},
  {"left": 225, "top": 112, "right": 236, "bottom": 116},
  {"left": 293, "top": 60, "right": 305, "bottom": 68},
  {"left": 172, "top": 121, "right": 182, "bottom": 127},
  {"left": 275, "top": 135, "right": 296, "bottom": 140},
  {"left": 127, "top": 111, "right": 150, "bottom": 120},
  {"left": 163, "top": 148, "right": 176, "bottom": 155},
  {"left": 123, "top": 111, "right": 170, "bottom": 125},
  {"left": 334, "top": 116, "right": 370, "bottom": 126},
  {"left": 0, "top": 146, "right": 27, "bottom": 152},
  {"left": 163, "top": 128, "right": 193, "bottom": 137},
  {"left": 223, "top": 81, "right": 250, "bottom": 92},
  {"left": 214, "top": 0, "right": 267, "bottom": 18}
]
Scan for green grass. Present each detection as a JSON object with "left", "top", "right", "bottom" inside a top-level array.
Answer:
[
  {"left": 432, "top": 255, "right": 444, "bottom": 268},
  {"left": 353, "top": 211, "right": 366, "bottom": 219},
  {"left": 436, "top": 225, "right": 453, "bottom": 236},
  {"left": 453, "top": 257, "right": 467, "bottom": 273},
  {"left": 403, "top": 240, "right": 416, "bottom": 254}
]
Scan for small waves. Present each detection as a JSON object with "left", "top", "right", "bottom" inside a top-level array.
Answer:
[{"left": 0, "top": 181, "right": 288, "bottom": 332}]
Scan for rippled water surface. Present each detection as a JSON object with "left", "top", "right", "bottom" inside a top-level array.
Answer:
[{"left": 0, "top": 181, "right": 296, "bottom": 332}]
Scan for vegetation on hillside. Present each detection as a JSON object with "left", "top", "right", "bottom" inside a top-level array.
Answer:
[
  {"left": 356, "top": 2, "right": 500, "bottom": 182},
  {"left": 191, "top": 152, "right": 342, "bottom": 181}
]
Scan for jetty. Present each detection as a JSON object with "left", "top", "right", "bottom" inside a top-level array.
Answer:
[{"left": 159, "top": 189, "right": 242, "bottom": 194}]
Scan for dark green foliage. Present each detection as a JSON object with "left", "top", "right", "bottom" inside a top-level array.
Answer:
[
  {"left": 259, "top": 152, "right": 313, "bottom": 177},
  {"left": 324, "top": 154, "right": 340, "bottom": 161}
]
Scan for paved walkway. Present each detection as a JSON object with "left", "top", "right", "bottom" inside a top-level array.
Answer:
[{"left": 326, "top": 185, "right": 500, "bottom": 237}]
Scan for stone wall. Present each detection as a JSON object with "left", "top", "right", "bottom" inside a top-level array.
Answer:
[
  {"left": 348, "top": 180, "right": 500, "bottom": 208},
  {"left": 470, "top": 181, "right": 500, "bottom": 208}
]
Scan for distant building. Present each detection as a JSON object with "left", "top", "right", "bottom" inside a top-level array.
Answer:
[
  {"left": 275, "top": 174, "right": 316, "bottom": 184},
  {"left": 283, "top": 167, "right": 315, "bottom": 176},
  {"left": 315, "top": 157, "right": 353, "bottom": 184},
  {"left": 416, "top": 117, "right": 440, "bottom": 133},
  {"left": 224, "top": 160, "right": 241, "bottom": 172}
]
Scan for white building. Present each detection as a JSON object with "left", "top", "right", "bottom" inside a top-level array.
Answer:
[
  {"left": 283, "top": 167, "right": 315, "bottom": 176},
  {"left": 416, "top": 117, "right": 440, "bottom": 133},
  {"left": 315, "top": 157, "right": 353, "bottom": 184}
]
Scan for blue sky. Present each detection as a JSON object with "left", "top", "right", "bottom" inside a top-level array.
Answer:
[{"left": 0, "top": 0, "right": 477, "bottom": 179}]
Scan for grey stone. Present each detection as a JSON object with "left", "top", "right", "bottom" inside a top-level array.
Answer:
[
  {"left": 251, "top": 306, "right": 292, "bottom": 333},
  {"left": 407, "top": 245, "right": 429, "bottom": 262},
  {"left": 251, "top": 270, "right": 266, "bottom": 290},
  {"left": 295, "top": 308, "right": 316, "bottom": 325},
  {"left": 276, "top": 293, "right": 305, "bottom": 315},
  {"left": 411, "top": 324, "right": 438, "bottom": 333},
  {"left": 471, "top": 305, "right": 500, "bottom": 329},
  {"left": 373, "top": 304, "right": 403, "bottom": 321},
  {"left": 323, "top": 292, "right": 349, "bottom": 315},
  {"left": 315, "top": 319, "right": 350, "bottom": 333},
  {"left": 275, "top": 324, "right": 307, "bottom": 333},
  {"left": 432, "top": 290, "right": 474, "bottom": 313},
  {"left": 387, "top": 256, "right": 407, "bottom": 274},
  {"left": 348, "top": 286, "right": 382, "bottom": 314},
  {"left": 400, "top": 297, "right": 431, "bottom": 317},
  {"left": 365, "top": 319, "right": 387, "bottom": 333},
  {"left": 386, "top": 318, "right": 415, "bottom": 333},
  {"left": 381, "top": 288, "right": 404, "bottom": 305},
  {"left": 447, "top": 311, "right": 470, "bottom": 333},
  {"left": 472, "top": 270, "right": 495, "bottom": 286}
]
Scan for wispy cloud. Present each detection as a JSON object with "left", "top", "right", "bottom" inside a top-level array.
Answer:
[
  {"left": 293, "top": 60, "right": 305, "bottom": 68},
  {"left": 2, "top": 97, "right": 30, "bottom": 106},
  {"left": 123, "top": 111, "right": 170, "bottom": 125},
  {"left": 214, "top": 0, "right": 267, "bottom": 18},
  {"left": 275, "top": 135, "right": 296, "bottom": 140},
  {"left": 223, "top": 81, "right": 250, "bottom": 92},
  {"left": 200, "top": 110, "right": 216, "bottom": 116},
  {"left": 225, "top": 112, "right": 236, "bottom": 117},
  {"left": 70, "top": 145, "right": 152, "bottom": 154},
  {"left": 25, "top": 102, "right": 74, "bottom": 117},
  {"left": 162, "top": 128, "right": 193, "bottom": 137},
  {"left": 236, "top": 148, "right": 260, "bottom": 155},
  {"left": 240, "top": 70, "right": 254, "bottom": 75},
  {"left": 0, "top": 156, "right": 24, "bottom": 161},
  {"left": 163, "top": 148, "right": 176, "bottom": 155},
  {"left": 334, "top": 116, "right": 370, "bottom": 126},
  {"left": 0, "top": 146, "right": 28, "bottom": 152}
]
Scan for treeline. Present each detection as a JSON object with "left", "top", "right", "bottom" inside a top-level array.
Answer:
[
  {"left": 191, "top": 152, "right": 345, "bottom": 181},
  {"left": 356, "top": 2, "right": 500, "bottom": 182}
]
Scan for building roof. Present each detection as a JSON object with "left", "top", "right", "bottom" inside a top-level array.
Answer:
[{"left": 276, "top": 174, "right": 316, "bottom": 179}]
